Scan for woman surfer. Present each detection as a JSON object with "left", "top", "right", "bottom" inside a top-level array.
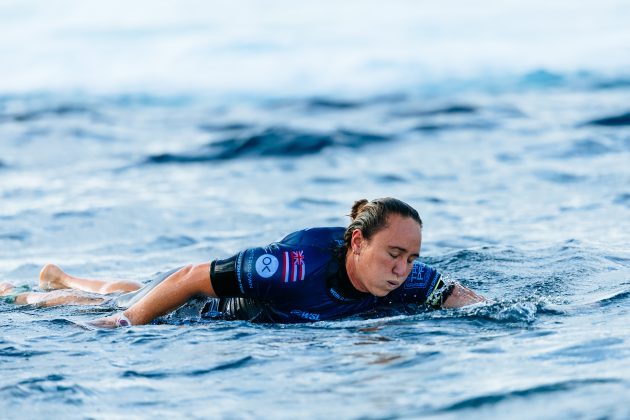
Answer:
[{"left": 1, "top": 198, "right": 485, "bottom": 327}]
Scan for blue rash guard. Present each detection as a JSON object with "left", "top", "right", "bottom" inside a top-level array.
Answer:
[{"left": 208, "top": 227, "right": 450, "bottom": 323}]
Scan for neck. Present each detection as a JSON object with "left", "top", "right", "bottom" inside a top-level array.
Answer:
[{"left": 345, "top": 248, "right": 368, "bottom": 293}]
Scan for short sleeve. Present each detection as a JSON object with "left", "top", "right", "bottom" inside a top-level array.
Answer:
[{"left": 211, "top": 243, "right": 314, "bottom": 301}]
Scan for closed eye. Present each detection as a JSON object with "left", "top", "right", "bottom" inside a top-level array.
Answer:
[{"left": 389, "top": 247, "right": 420, "bottom": 263}]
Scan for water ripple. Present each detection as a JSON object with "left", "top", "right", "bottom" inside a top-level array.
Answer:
[
  {"left": 439, "top": 378, "right": 621, "bottom": 412},
  {"left": 537, "top": 338, "right": 626, "bottom": 363},
  {"left": 0, "top": 373, "right": 94, "bottom": 404},
  {"left": 0, "top": 345, "right": 49, "bottom": 358},
  {"left": 121, "top": 356, "right": 255, "bottom": 379},
  {"left": 392, "top": 104, "right": 477, "bottom": 117},
  {"left": 0, "top": 104, "right": 96, "bottom": 123}
]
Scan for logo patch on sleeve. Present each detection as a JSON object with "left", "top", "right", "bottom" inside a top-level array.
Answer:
[
  {"left": 404, "top": 263, "right": 431, "bottom": 289},
  {"left": 255, "top": 254, "right": 279, "bottom": 278},
  {"left": 282, "top": 250, "right": 306, "bottom": 282}
]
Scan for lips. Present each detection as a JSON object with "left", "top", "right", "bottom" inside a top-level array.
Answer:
[{"left": 386, "top": 280, "right": 399, "bottom": 289}]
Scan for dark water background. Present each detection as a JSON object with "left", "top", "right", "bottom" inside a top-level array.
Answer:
[{"left": 1, "top": 1, "right": 630, "bottom": 418}]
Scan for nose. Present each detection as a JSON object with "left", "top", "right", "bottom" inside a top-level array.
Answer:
[{"left": 392, "top": 259, "right": 407, "bottom": 277}]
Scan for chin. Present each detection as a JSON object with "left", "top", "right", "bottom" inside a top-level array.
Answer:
[{"left": 371, "top": 288, "right": 390, "bottom": 297}]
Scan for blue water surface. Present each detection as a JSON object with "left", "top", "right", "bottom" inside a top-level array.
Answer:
[{"left": 1, "top": 1, "right": 630, "bottom": 418}]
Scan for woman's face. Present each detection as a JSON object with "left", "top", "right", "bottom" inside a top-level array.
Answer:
[{"left": 349, "top": 214, "right": 422, "bottom": 297}]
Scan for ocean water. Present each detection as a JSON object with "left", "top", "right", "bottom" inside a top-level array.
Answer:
[{"left": 1, "top": 1, "right": 630, "bottom": 418}]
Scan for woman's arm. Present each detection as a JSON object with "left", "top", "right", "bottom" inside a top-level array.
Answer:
[
  {"left": 89, "top": 263, "right": 216, "bottom": 328},
  {"left": 442, "top": 283, "right": 486, "bottom": 308}
]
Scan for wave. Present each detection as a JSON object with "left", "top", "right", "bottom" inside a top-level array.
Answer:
[
  {"left": 549, "top": 138, "right": 615, "bottom": 158},
  {"left": 516, "top": 70, "right": 630, "bottom": 93},
  {"left": 229, "top": 94, "right": 407, "bottom": 113},
  {"left": 199, "top": 122, "right": 254, "bottom": 132},
  {"left": 536, "top": 337, "right": 625, "bottom": 364},
  {"left": 0, "top": 344, "right": 49, "bottom": 358},
  {"left": 585, "top": 111, "right": 630, "bottom": 126},
  {"left": 438, "top": 377, "right": 621, "bottom": 412},
  {"left": 53, "top": 209, "right": 99, "bottom": 219},
  {"left": 141, "top": 235, "right": 198, "bottom": 251},
  {"left": 410, "top": 121, "right": 496, "bottom": 132},
  {"left": 614, "top": 193, "right": 630, "bottom": 207},
  {"left": 570, "top": 289, "right": 630, "bottom": 308},
  {"left": 423, "top": 298, "right": 556, "bottom": 325},
  {"left": 0, "top": 230, "right": 30, "bottom": 242},
  {"left": 304, "top": 97, "right": 364, "bottom": 110},
  {"left": 391, "top": 104, "right": 477, "bottom": 117},
  {"left": 535, "top": 170, "right": 587, "bottom": 184},
  {"left": 121, "top": 356, "right": 254, "bottom": 378},
  {"left": 310, "top": 176, "right": 347, "bottom": 185},
  {"left": 287, "top": 197, "right": 338, "bottom": 209},
  {"left": 0, "top": 104, "right": 96, "bottom": 123},
  {"left": 144, "top": 126, "right": 392, "bottom": 163},
  {"left": 426, "top": 240, "right": 630, "bottom": 309}
]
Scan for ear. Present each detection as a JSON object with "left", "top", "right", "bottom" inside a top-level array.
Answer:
[{"left": 350, "top": 229, "right": 364, "bottom": 254}]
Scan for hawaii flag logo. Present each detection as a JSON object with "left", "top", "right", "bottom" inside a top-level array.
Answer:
[{"left": 283, "top": 250, "right": 306, "bottom": 282}]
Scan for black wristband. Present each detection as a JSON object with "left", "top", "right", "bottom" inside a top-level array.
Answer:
[
  {"left": 427, "top": 277, "right": 456, "bottom": 308},
  {"left": 210, "top": 254, "right": 241, "bottom": 297}
]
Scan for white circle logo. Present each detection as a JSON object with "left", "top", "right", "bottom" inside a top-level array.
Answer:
[{"left": 255, "top": 254, "right": 279, "bottom": 278}]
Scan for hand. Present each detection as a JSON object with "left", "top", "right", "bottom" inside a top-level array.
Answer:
[
  {"left": 87, "top": 315, "right": 119, "bottom": 329},
  {"left": 442, "top": 283, "right": 487, "bottom": 308}
]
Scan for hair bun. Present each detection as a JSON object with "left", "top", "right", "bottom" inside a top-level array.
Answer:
[{"left": 350, "top": 199, "right": 369, "bottom": 220}]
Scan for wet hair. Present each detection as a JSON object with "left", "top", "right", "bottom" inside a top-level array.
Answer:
[{"left": 343, "top": 197, "right": 422, "bottom": 249}]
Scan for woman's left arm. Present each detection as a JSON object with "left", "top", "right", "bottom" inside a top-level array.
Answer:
[{"left": 89, "top": 263, "right": 216, "bottom": 328}]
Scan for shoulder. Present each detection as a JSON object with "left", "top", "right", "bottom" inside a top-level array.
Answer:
[
  {"left": 277, "top": 227, "right": 345, "bottom": 249},
  {"left": 233, "top": 228, "right": 344, "bottom": 296}
]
